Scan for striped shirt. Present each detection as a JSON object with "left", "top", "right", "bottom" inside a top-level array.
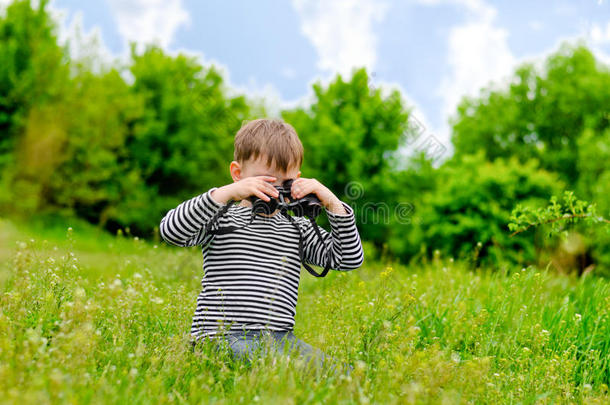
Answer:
[{"left": 159, "top": 186, "right": 364, "bottom": 343}]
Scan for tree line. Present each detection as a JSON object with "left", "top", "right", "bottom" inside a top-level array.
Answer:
[{"left": 1, "top": 0, "right": 609, "bottom": 275}]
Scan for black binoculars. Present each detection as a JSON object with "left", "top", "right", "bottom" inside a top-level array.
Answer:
[{"left": 248, "top": 179, "right": 323, "bottom": 218}]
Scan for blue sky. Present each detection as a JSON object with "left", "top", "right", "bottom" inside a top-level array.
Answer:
[{"left": 6, "top": 0, "right": 610, "bottom": 161}]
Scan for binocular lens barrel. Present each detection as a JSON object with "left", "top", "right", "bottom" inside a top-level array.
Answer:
[{"left": 247, "top": 179, "right": 322, "bottom": 218}]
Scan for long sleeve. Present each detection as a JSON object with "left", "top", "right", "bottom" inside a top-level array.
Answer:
[
  {"left": 300, "top": 201, "right": 364, "bottom": 271},
  {"left": 159, "top": 187, "right": 225, "bottom": 247}
]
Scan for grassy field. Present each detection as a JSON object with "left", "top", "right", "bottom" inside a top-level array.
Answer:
[{"left": 0, "top": 215, "right": 609, "bottom": 404}]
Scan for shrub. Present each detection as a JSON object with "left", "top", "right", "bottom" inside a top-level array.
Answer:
[{"left": 408, "top": 151, "right": 563, "bottom": 268}]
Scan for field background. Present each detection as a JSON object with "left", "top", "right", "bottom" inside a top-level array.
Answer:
[{"left": 1, "top": 216, "right": 608, "bottom": 403}]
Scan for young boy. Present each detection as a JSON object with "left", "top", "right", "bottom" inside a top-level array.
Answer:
[{"left": 159, "top": 118, "right": 364, "bottom": 371}]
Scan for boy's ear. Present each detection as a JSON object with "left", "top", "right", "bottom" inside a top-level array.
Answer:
[
  {"left": 230, "top": 161, "right": 241, "bottom": 181},
  {"left": 297, "top": 171, "right": 301, "bottom": 178}
]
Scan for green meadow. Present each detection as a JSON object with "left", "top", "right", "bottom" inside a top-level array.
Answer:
[
  {"left": 2, "top": 2, "right": 610, "bottom": 403},
  {"left": 1, "top": 216, "right": 608, "bottom": 404}
]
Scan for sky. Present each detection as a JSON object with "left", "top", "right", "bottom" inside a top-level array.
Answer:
[{"left": 3, "top": 0, "right": 610, "bottom": 162}]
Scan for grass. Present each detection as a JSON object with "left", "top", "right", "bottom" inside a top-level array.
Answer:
[{"left": 0, "top": 215, "right": 609, "bottom": 404}]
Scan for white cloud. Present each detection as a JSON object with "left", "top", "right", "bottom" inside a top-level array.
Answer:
[
  {"left": 438, "top": 0, "right": 516, "bottom": 123},
  {"left": 584, "top": 21, "right": 610, "bottom": 65},
  {"left": 291, "top": 0, "right": 389, "bottom": 77},
  {"left": 590, "top": 21, "right": 610, "bottom": 43},
  {"left": 429, "top": 0, "right": 610, "bottom": 161},
  {"left": 290, "top": 0, "right": 450, "bottom": 166},
  {"left": 50, "top": 7, "right": 117, "bottom": 73},
  {"left": 410, "top": 0, "right": 517, "bottom": 160},
  {"left": 106, "top": 0, "right": 190, "bottom": 51}
]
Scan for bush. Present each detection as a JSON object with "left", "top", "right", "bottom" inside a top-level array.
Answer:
[
  {"left": 407, "top": 151, "right": 563, "bottom": 268},
  {"left": 576, "top": 127, "right": 610, "bottom": 275}
]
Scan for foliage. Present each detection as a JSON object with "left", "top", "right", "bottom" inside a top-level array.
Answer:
[
  {"left": 1, "top": 0, "right": 610, "bottom": 275},
  {"left": 509, "top": 190, "right": 610, "bottom": 276},
  {"left": 35, "top": 70, "right": 140, "bottom": 224},
  {"left": 408, "top": 151, "right": 563, "bottom": 267},
  {"left": 574, "top": 126, "right": 610, "bottom": 274},
  {"left": 127, "top": 44, "right": 250, "bottom": 198},
  {"left": 0, "top": 0, "right": 70, "bottom": 204},
  {"left": 100, "top": 44, "right": 253, "bottom": 235},
  {"left": 451, "top": 42, "right": 610, "bottom": 186},
  {"left": 0, "top": 0, "right": 256, "bottom": 237},
  {"left": 0, "top": 0, "right": 68, "bottom": 158},
  {"left": 509, "top": 190, "right": 610, "bottom": 238},
  {"left": 576, "top": 127, "right": 610, "bottom": 211},
  {"left": 450, "top": 41, "right": 610, "bottom": 273}
]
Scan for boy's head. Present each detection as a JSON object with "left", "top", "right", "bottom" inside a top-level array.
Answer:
[{"left": 230, "top": 118, "right": 303, "bottom": 186}]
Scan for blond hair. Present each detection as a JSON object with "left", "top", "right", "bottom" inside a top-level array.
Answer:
[{"left": 234, "top": 118, "right": 304, "bottom": 172}]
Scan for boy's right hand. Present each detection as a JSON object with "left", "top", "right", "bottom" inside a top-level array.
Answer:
[{"left": 210, "top": 176, "right": 279, "bottom": 205}]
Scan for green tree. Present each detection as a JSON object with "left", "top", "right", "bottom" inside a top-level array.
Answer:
[
  {"left": 410, "top": 151, "right": 562, "bottom": 267},
  {"left": 577, "top": 127, "right": 610, "bottom": 273},
  {"left": 384, "top": 152, "right": 439, "bottom": 261},
  {"left": 0, "top": 0, "right": 69, "bottom": 210},
  {"left": 576, "top": 126, "right": 610, "bottom": 217},
  {"left": 44, "top": 69, "right": 144, "bottom": 228},
  {"left": 123, "top": 44, "right": 252, "bottom": 234},
  {"left": 451, "top": 42, "right": 610, "bottom": 186}
]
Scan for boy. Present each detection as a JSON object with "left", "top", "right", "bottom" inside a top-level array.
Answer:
[{"left": 159, "top": 118, "right": 364, "bottom": 371}]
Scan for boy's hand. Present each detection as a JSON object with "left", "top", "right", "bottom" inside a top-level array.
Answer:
[
  {"left": 290, "top": 178, "right": 347, "bottom": 215},
  {"left": 211, "top": 176, "right": 279, "bottom": 204}
]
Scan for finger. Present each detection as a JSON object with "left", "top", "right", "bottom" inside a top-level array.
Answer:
[
  {"left": 294, "top": 183, "right": 314, "bottom": 199},
  {"left": 258, "top": 175, "right": 277, "bottom": 182},
  {"left": 249, "top": 184, "right": 271, "bottom": 201},
  {"left": 254, "top": 189, "right": 271, "bottom": 202},
  {"left": 260, "top": 180, "right": 279, "bottom": 196},
  {"left": 266, "top": 184, "right": 279, "bottom": 197},
  {"left": 291, "top": 181, "right": 301, "bottom": 198},
  {"left": 289, "top": 181, "right": 298, "bottom": 197},
  {"left": 291, "top": 178, "right": 304, "bottom": 190}
]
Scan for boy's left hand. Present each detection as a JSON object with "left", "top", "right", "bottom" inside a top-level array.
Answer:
[{"left": 290, "top": 178, "right": 347, "bottom": 215}]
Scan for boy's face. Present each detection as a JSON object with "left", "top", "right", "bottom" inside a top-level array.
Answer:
[{"left": 231, "top": 156, "right": 301, "bottom": 187}]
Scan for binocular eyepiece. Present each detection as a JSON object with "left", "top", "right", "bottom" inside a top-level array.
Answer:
[{"left": 248, "top": 178, "right": 322, "bottom": 218}]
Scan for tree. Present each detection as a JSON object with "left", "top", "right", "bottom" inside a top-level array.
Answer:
[
  {"left": 120, "top": 44, "right": 252, "bottom": 234},
  {"left": 43, "top": 69, "right": 145, "bottom": 228},
  {"left": 451, "top": 42, "right": 610, "bottom": 186},
  {"left": 0, "top": 0, "right": 70, "bottom": 211},
  {"left": 127, "top": 45, "right": 250, "bottom": 196},
  {"left": 411, "top": 151, "right": 562, "bottom": 267}
]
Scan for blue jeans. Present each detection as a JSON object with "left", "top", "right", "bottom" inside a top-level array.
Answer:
[{"left": 194, "top": 329, "right": 352, "bottom": 375}]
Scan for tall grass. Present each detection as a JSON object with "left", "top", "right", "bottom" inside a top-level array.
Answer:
[{"left": 0, "top": 218, "right": 608, "bottom": 403}]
